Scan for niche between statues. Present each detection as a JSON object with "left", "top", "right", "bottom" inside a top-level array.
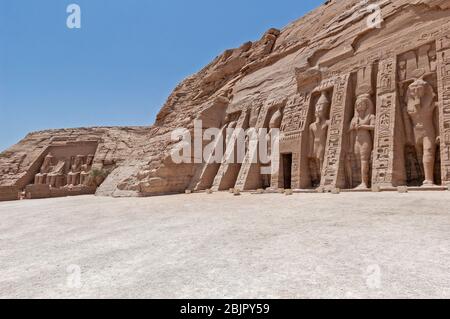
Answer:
[
  {"left": 398, "top": 43, "right": 441, "bottom": 187},
  {"left": 307, "top": 89, "right": 333, "bottom": 188},
  {"left": 344, "top": 64, "right": 379, "bottom": 190}
]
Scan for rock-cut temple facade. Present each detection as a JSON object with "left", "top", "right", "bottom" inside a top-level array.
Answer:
[{"left": 1, "top": 0, "right": 450, "bottom": 201}]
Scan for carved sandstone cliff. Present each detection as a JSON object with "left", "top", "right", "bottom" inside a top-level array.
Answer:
[{"left": 1, "top": 0, "right": 450, "bottom": 201}]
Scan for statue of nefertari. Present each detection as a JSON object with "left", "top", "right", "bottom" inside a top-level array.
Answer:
[{"left": 349, "top": 94, "right": 376, "bottom": 189}]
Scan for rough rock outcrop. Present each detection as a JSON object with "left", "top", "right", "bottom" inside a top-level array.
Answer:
[{"left": 1, "top": 0, "right": 450, "bottom": 201}]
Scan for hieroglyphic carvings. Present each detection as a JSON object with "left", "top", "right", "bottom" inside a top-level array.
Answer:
[
  {"left": 436, "top": 46, "right": 450, "bottom": 184},
  {"left": 372, "top": 58, "right": 397, "bottom": 186},
  {"left": 373, "top": 94, "right": 396, "bottom": 185},
  {"left": 320, "top": 74, "right": 351, "bottom": 188},
  {"left": 313, "top": 77, "right": 338, "bottom": 93},
  {"left": 351, "top": 50, "right": 393, "bottom": 74},
  {"left": 437, "top": 35, "right": 450, "bottom": 52},
  {"left": 280, "top": 93, "right": 311, "bottom": 134}
]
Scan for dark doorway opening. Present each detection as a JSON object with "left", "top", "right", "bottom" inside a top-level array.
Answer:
[
  {"left": 282, "top": 153, "right": 293, "bottom": 189},
  {"left": 435, "top": 145, "right": 442, "bottom": 186}
]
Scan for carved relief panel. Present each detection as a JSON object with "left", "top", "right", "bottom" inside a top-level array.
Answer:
[
  {"left": 372, "top": 57, "right": 400, "bottom": 187},
  {"left": 320, "top": 74, "right": 352, "bottom": 189},
  {"left": 436, "top": 44, "right": 450, "bottom": 185},
  {"left": 280, "top": 93, "right": 311, "bottom": 134}
]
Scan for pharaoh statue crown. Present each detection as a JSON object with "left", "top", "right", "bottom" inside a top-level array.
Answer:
[{"left": 317, "top": 92, "right": 329, "bottom": 106}]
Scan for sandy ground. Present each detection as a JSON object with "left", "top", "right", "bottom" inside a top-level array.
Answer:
[{"left": 0, "top": 191, "right": 450, "bottom": 299}]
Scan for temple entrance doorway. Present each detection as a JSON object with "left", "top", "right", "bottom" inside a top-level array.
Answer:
[{"left": 282, "top": 153, "right": 292, "bottom": 189}]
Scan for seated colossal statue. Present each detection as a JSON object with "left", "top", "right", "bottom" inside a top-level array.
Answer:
[
  {"left": 67, "top": 155, "right": 85, "bottom": 187},
  {"left": 349, "top": 94, "right": 376, "bottom": 189},
  {"left": 80, "top": 154, "right": 94, "bottom": 186},
  {"left": 47, "top": 161, "right": 66, "bottom": 188},
  {"left": 34, "top": 154, "right": 54, "bottom": 185}
]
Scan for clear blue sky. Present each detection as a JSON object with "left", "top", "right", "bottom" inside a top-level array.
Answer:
[{"left": 0, "top": 0, "right": 323, "bottom": 151}]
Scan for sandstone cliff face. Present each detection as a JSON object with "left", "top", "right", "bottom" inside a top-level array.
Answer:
[
  {"left": 0, "top": 127, "right": 149, "bottom": 198},
  {"left": 1, "top": 0, "right": 450, "bottom": 200}
]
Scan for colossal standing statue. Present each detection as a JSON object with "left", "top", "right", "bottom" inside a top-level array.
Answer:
[
  {"left": 404, "top": 78, "right": 438, "bottom": 186},
  {"left": 349, "top": 94, "right": 376, "bottom": 189},
  {"left": 309, "top": 92, "right": 331, "bottom": 185},
  {"left": 266, "top": 108, "right": 283, "bottom": 162}
]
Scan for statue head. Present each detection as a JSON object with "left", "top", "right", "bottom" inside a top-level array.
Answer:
[
  {"left": 315, "top": 92, "right": 330, "bottom": 120},
  {"left": 409, "top": 78, "right": 428, "bottom": 97},
  {"left": 43, "top": 154, "right": 54, "bottom": 167},
  {"left": 407, "top": 78, "right": 435, "bottom": 110},
  {"left": 355, "top": 94, "right": 374, "bottom": 117},
  {"left": 74, "top": 155, "right": 84, "bottom": 167}
]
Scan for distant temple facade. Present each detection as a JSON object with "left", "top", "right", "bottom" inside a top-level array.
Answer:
[{"left": 1, "top": 0, "right": 450, "bottom": 201}]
